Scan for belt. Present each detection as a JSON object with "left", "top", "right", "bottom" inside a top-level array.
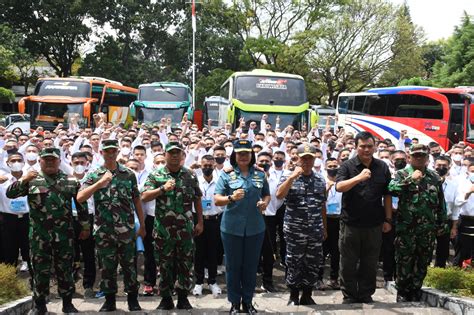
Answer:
[
  {"left": 203, "top": 214, "right": 219, "bottom": 220},
  {"left": 3, "top": 212, "right": 28, "bottom": 219},
  {"left": 460, "top": 215, "right": 474, "bottom": 219}
]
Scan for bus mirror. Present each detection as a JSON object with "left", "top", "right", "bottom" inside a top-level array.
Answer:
[
  {"left": 18, "top": 98, "right": 26, "bottom": 113},
  {"left": 470, "top": 104, "right": 474, "bottom": 125},
  {"left": 130, "top": 103, "right": 136, "bottom": 117},
  {"left": 84, "top": 102, "right": 91, "bottom": 119}
]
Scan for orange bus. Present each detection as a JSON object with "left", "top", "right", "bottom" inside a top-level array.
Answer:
[{"left": 18, "top": 77, "right": 138, "bottom": 129}]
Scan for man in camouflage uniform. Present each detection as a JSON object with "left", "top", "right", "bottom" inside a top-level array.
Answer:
[
  {"left": 142, "top": 142, "right": 204, "bottom": 310},
  {"left": 77, "top": 139, "right": 146, "bottom": 312},
  {"left": 7, "top": 147, "right": 89, "bottom": 315},
  {"left": 276, "top": 143, "right": 327, "bottom": 306},
  {"left": 388, "top": 144, "right": 448, "bottom": 302}
]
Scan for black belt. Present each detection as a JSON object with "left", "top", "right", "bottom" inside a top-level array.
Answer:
[
  {"left": 2, "top": 212, "right": 28, "bottom": 219},
  {"left": 203, "top": 214, "right": 219, "bottom": 220}
]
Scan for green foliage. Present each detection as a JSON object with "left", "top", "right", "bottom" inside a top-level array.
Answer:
[
  {"left": 424, "top": 267, "right": 474, "bottom": 297},
  {"left": 0, "top": 264, "right": 29, "bottom": 305},
  {"left": 0, "top": 87, "right": 15, "bottom": 103},
  {"left": 398, "top": 77, "right": 433, "bottom": 87},
  {"left": 195, "top": 68, "right": 234, "bottom": 108}
]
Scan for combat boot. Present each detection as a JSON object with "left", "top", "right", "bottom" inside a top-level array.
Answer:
[
  {"left": 287, "top": 286, "right": 300, "bottom": 306},
  {"left": 33, "top": 297, "right": 47, "bottom": 315},
  {"left": 157, "top": 296, "right": 174, "bottom": 310},
  {"left": 62, "top": 294, "right": 79, "bottom": 313},
  {"left": 176, "top": 289, "right": 193, "bottom": 310},
  {"left": 127, "top": 291, "right": 142, "bottom": 311},
  {"left": 99, "top": 294, "right": 116, "bottom": 312},
  {"left": 299, "top": 287, "right": 316, "bottom": 305}
]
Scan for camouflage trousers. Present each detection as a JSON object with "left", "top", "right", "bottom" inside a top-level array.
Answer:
[
  {"left": 395, "top": 227, "right": 435, "bottom": 296},
  {"left": 30, "top": 230, "right": 75, "bottom": 300},
  {"left": 284, "top": 226, "right": 323, "bottom": 288},
  {"left": 155, "top": 228, "right": 194, "bottom": 297},
  {"left": 96, "top": 231, "right": 138, "bottom": 294}
]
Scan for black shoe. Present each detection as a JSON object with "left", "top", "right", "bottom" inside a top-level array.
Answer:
[
  {"left": 157, "top": 296, "right": 174, "bottom": 310},
  {"left": 299, "top": 287, "right": 316, "bottom": 305},
  {"left": 99, "top": 294, "right": 117, "bottom": 312},
  {"left": 127, "top": 291, "right": 142, "bottom": 311},
  {"left": 410, "top": 289, "right": 422, "bottom": 302},
  {"left": 242, "top": 303, "right": 258, "bottom": 314},
  {"left": 229, "top": 303, "right": 240, "bottom": 314},
  {"left": 261, "top": 283, "right": 277, "bottom": 293},
  {"left": 342, "top": 297, "right": 358, "bottom": 304},
  {"left": 176, "top": 289, "right": 193, "bottom": 310},
  {"left": 34, "top": 297, "right": 47, "bottom": 315},
  {"left": 287, "top": 287, "right": 300, "bottom": 306},
  {"left": 396, "top": 293, "right": 411, "bottom": 302},
  {"left": 358, "top": 296, "right": 374, "bottom": 304},
  {"left": 62, "top": 295, "right": 79, "bottom": 313}
]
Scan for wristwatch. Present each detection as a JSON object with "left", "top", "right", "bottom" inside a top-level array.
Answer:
[
  {"left": 384, "top": 217, "right": 393, "bottom": 225},
  {"left": 159, "top": 185, "right": 166, "bottom": 193},
  {"left": 227, "top": 195, "right": 234, "bottom": 202}
]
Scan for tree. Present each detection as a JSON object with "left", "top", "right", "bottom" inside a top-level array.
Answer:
[
  {"left": 432, "top": 12, "right": 474, "bottom": 87},
  {"left": 195, "top": 69, "right": 234, "bottom": 107},
  {"left": 421, "top": 41, "right": 445, "bottom": 80}
]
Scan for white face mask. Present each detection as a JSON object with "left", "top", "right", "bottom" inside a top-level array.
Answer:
[
  {"left": 25, "top": 152, "right": 38, "bottom": 162},
  {"left": 74, "top": 165, "right": 86, "bottom": 175},
  {"left": 121, "top": 147, "right": 131, "bottom": 156},
  {"left": 314, "top": 158, "right": 323, "bottom": 168},
  {"left": 452, "top": 154, "right": 463, "bottom": 162},
  {"left": 255, "top": 141, "right": 266, "bottom": 148},
  {"left": 225, "top": 147, "right": 233, "bottom": 156},
  {"left": 9, "top": 162, "right": 24, "bottom": 172}
]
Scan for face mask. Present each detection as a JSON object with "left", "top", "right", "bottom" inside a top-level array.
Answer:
[
  {"left": 327, "top": 168, "right": 338, "bottom": 178},
  {"left": 202, "top": 167, "right": 214, "bottom": 177},
  {"left": 25, "top": 152, "right": 38, "bottom": 162},
  {"left": 274, "top": 160, "right": 284, "bottom": 168},
  {"left": 74, "top": 164, "right": 86, "bottom": 175},
  {"left": 394, "top": 160, "right": 407, "bottom": 170},
  {"left": 432, "top": 152, "right": 440, "bottom": 158},
  {"left": 314, "top": 158, "right": 323, "bottom": 168},
  {"left": 215, "top": 157, "right": 226, "bottom": 165},
  {"left": 144, "top": 144, "right": 151, "bottom": 149},
  {"left": 469, "top": 172, "right": 474, "bottom": 182},
  {"left": 435, "top": 167, "right": 448, "bottom": 177},
  {"left": 121, "top": 147, "right": 131, "bottom": 156},
  {"left": 259, "top": 163, "right": 270, "bottom": 172},
  {"left": 205, "top": 146, "right": 212, "bottom": 152},
  {"left": 340, "top": 157, "right": 348, "bottom": 163},
  {"left": 9, "top": 162, "right": 24, "bottom": 172},
  {"left": 256, "top": 141, "right": 266, "bottom": 148},
  {"left": 452, "top": 154, "right": 463, "bottom": 162},
  {"left": 225, "top": 147, "right": 233, "bottom": 156}
]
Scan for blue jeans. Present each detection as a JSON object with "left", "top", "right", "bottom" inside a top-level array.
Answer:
[{"left": 221, "top": 231, "right": 264, "bottom": 304}]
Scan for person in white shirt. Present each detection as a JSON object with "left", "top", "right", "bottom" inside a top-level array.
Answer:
[
  {"left": 271, "top": 151, "right": 288, "bottom": 266},
  {"left": 453, "top": 158, "right": 474, "bottom": 267},
  {"left": 192, "top": 155, "right": 223, "bottom": 297},
  {"left": 449, "top": 145, "right": 465, "bottom": 177},
  {"left": 23, "top": 144, "right": 41, "bottom": 173}
]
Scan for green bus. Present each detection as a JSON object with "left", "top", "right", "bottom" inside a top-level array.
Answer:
[
  {"left": 130, "top": 82, "right": 193, "bottom": 127},
  {"left": 220, "top": 69, "right": 317, "bottom": 130}
]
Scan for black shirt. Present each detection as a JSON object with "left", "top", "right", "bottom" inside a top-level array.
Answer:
[{"left": 336, "top": 155, "right": 391, "bottom": 227}]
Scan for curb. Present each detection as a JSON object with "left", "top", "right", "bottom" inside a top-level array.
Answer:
[
  {"left": 386, "top": 281, "right": 474, "bottom": 315},
  {"left": 0, "top": 296, "right": 33, "bottom": 315}
]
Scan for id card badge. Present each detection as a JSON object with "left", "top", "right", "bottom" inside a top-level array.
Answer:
[
  {"left": 71, "top": 199, "right": 78, "bottom": 217},
  {"left": 10, "top": 199, "right": 27, "bottom": 212},
  {"left": 201, "top": 199, "right": 212, "bottom": 214},
  {"left": 392, "top": 196, "right": 399, "bottom": 210},
  {"left": 326, "top": 203, "right": 340, "bottom": 215}
]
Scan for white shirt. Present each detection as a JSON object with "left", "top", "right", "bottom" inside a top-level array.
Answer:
[
  {"left": 136, "top": 168, "right": 155, "bottom": 217},
  {"left": 454, "top": 175, "right": 474, "bottom": 216},
  {"left": 450, "top": 164, "right": 465, "bottom": 177},
  {"left": 0, "top": 174, "right": 29, "bottom": 215},
  {"left": 198, "top": 176, "right": 222, "bottom": 216},
  {"left": 443, "top": 176, "right": 460, "bottom": 220},
  {"left": 22, "top": 162, "right": 41, "bottom": 173},
  {"left": 265, "top": 168, "right": 285, "bottom": 216}
]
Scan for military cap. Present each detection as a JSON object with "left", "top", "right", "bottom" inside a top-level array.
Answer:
[
  {"left": 233, "top": 140, "right": 253, "bottom": 152},
  {"left": 101, "top": 139, "right": 119, "bottom": 150},
  {"left": 39, "top": 147, "right": 60, "bottom": 159},
  {"left": 165, "top": 142, "right": 184, "bottom": 152},
  {"left": 297, "top": 143, "right": 317, "bottom": 157},
  {"left": 409, "top": 143, "right": 429, "bottom": 155}
]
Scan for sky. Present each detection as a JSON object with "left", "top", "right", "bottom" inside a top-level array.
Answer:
[{"left": 389, "top": 0, "right": 474, "bottom": 41}]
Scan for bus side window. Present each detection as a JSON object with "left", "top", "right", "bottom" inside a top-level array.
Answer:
[
  {"left": 409, "top": 95, "right": 443, "bottom": 119},
  {"left": 366, "top": 95, "right": 387, "bottom": 116},
  {"left": 386, "top": 95, "right": 410, "bottom": 117},
  {"left": 221, "top": 81, "right": 230, "bottom": 101},
  {"left": 338, "top": 96, "right": 349, "bottom": 114},
  {"left": 352, "top": 95, "right": 365, "bottom": 114}
]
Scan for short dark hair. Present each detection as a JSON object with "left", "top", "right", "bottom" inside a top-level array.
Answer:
[
  {"left": 151, "top": 141, "right": 162, "bottom": 148},
  {"left": 71, "top": 152, "right": 88, "bottom": 161},
  {"left": 257, "top": 151, "right": 272, "bottom": 159},
  {"left": 428, "top": 141, "right": 440, "bottom": 148},
  {"left": 355, "top": 131, "right": 375, "bottom": 146},
  {"left": 390, "top": 150, "right": 406, "bottom": 157},
  {"left": 435, "top": 155, "right": 451, "bottom": 164},
  {"left": 7, "top": 149, "right": 23, "bottom": 160},
  {"left": 127, "top": 158, "right": 140, "bottom": 164},
  {"left": 133, "top": 145, "right": 147, "bottom": 154},
  {"left": 466, "top": 157, "right": 474, "bottom": 166},
  {"left": 229, "top": 151, "right": 256, "bottom": 168},
  {"left": 326, "top": 157, "right": 337, "bottom": 163},
  {"left": 201, "top": 154, "right": 215, "bottom": 162},
  {"left": 213, "top": 145, "right": 226, "bottom": 153}
]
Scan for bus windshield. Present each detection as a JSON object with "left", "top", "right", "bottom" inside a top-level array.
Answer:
[
  {"left": 137, "top": 107, "right": 186, "bottom": 124},
  {"left": 139, "top": 86, "right": 188, "bottom": 102},
  {"left": 235, "top": 110, "right": 304, "bottom": 129},
  {"left": 234, "top": 76, "right": 306, "bottom": 106},
  {"left": 35, "top": 80, "right": 91, "bottom": 98},
  {"left": 30, "top": 102, "right": 86, "bottom": 127}
]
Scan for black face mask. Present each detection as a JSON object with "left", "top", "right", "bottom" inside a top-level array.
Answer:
[
  {"left": 205, "top": 146, "right": 212, "bottom": 152},
  {"left": 341, "top": 158, "right": 348, "bottom": 163},
  {"left": 215, "top": 157, "right": 226, "bottom": 165},
  {"left": 394, "top": 160, "right": 407, "bottom": 170},
  {"left": 259, "top": 163, "right": 270, "bottom": 172},
  {"left": 274, "top": 160, "right": 284, "bottom": 168},
  {"left": 327, "top": 168, "right": 338, "bottom": 178},
  {"left": 202, "top": 167, "right": 214, "bottom": 177},
  {"left": 432, "top": 152, "right": 441, "bottom": 158},
  {"left": 435, "top": 167, "right": 448, "bottom": 177}
]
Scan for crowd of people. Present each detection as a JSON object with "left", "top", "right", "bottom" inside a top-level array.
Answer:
[{"left": 0, "top": 111, "right": 473, "bottom": 314}]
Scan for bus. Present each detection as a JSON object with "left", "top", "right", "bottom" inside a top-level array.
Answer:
[
  {"left": 18, "top": 77, "right": 138, "bottom": 129},
  {"left": 220, "top": 69, "right": 317, "bottom": 130},
  {"left": 336, "top": 86, "right": 474, "bottom": 150},
  {"left": 130, "top": 82, "right": 194, "bottom": 128},
  {"left": 203, "top": 96, "right": 227, "bottom": 128}
]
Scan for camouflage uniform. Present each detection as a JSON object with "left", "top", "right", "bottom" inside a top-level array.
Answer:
[
  {"left": 6, "top": 171, "right": 89, "bottom": 301},
  {"left": 279, "top": 170, "right": 326, "bottom": 288},
  {"left": 80, "top": 163, "right": 140, "bottom": 294},
  {"left": 389, "top": 165, "right": 448, "bottom": 299},
  {"left": 142, "top": 166, "right": 202, "bottom": 297}
]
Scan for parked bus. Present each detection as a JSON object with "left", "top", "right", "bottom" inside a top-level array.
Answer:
[
  {"left": 336, "top": 86, "right": 474, "bottom": 150},
  {"left": 18, "top": 77, "right": 138, "bottom": 129},
  {"left": 130, "top": 82, "right": 194, "bottom": 128},
  {"left": 203, "top": 96, "right": 227, "bottom": 128},
  {"left": 220, "top": 69, "right": 317, "bottom": 130}
]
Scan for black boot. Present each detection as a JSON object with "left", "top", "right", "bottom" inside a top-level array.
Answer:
[
  {"left": 229, "top": 302, "right": 240, "bottom": 314},
  {"left": 157, "top": 296, "right": 174, "bottom": 310},
  {"left": 127, "top": 291, "right": 142, "bottom": 311},
  {"left": 288, "top": 287, "right": 300, "bottom": 306},
  {"left": 99, "top": 294, "right": 116, "bottom": 312},
  {"left": 176, "top": 289, "right": 193, "bottom": 310},
  {"left": 62, "top": 294, "right": 79, "bottom": 313},
  {"left": 299, "top": 287, "right": 316, "bottom": 305},
  {"left": 34, "top": 297, "right": 47, "bottom": 315},
  {"left": 242, "top": 302, "right": 258, "bottom": 314}
]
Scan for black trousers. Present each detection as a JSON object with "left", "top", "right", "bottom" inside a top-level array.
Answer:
[
  {"left": 217, "top": 213, "right": 224, "bottom": 266},
  {"left": 319, "top": 216, "right": 340, "bottom": 280},
  {"left": 73, "top": 214, "right": 96, "bottom": 289},
  {"left": 453, "top": 216, "right": 474, "bottom": 267},
  {"left": 144, "top": 214, "right": 157, "bottom": 287},
  {"left": 0, "top": 212, "right": 30, "bottom": 267},
  {"left": 261, "top": 215, "right": 277, "bottom": 285},
  {"left": 435, "top": 219, "right": 452, "bottom": 268},
  {"left": 275, "top": 204, "right": 286, "bottom": 264},
  {"left": 194, "top": 216, "right": 220, "bottom": 285},
  {"left": 382, "top": 217, "right": 396, "bottom": 280}
]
